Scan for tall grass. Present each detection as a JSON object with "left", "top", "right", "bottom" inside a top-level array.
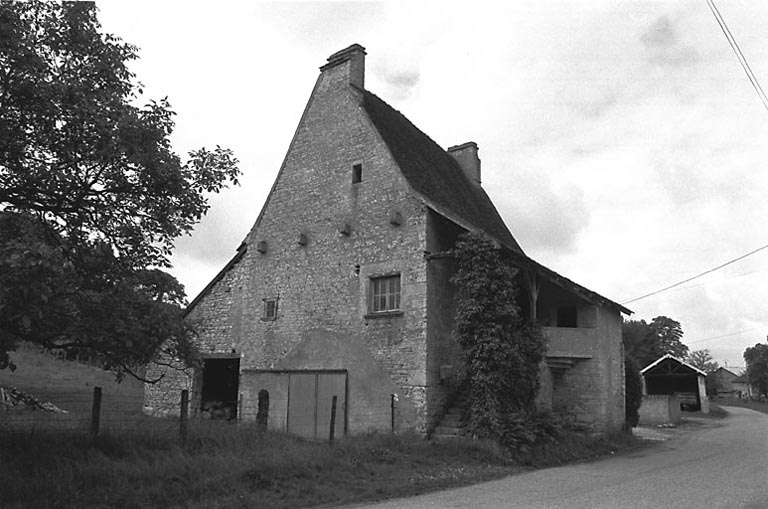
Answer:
[{"left": 0, "top": 419, "right": 640, "bottom": 509}]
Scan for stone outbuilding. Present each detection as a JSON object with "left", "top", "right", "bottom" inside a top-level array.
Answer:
[
  {"left": 710, "top": 366, "right": 739, "bottom": 397},
  {"left": 641, "top": 354, "right": 709, "bottom": 413},
  {"left": 731, "top": 373, "right": 754, "bottom": 399},
  {"left": 145, "top": 44, "right": 631, "bottom": 436}
]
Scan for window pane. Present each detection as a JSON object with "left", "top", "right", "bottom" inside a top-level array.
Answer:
[
  {"left": 377, "top": 294, "right": 386, "bottom": 312},
  {"left": 370, "top": 275, "right": 401, "bottom": 313}
]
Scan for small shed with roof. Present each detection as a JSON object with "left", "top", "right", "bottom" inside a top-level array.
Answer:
[{"left": 641, "top": 354, "right": 709, "bottom": 413}]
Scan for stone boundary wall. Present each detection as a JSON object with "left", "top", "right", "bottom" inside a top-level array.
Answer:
[{"left": 639, "top": 394, "right": 681, "bottom": 425}]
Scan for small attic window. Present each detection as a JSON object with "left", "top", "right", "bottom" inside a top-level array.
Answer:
[{"left": 352, "top": 164, "right": 362, "bottom": 184}]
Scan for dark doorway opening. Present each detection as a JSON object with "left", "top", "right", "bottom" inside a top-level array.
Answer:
[{"left": 200, "top": 358, "right": 240, "bottom": 420}]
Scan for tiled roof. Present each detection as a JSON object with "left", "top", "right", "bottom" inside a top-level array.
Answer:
[{"left": 362, "top": 91, "right": 523, "bottom": 253}]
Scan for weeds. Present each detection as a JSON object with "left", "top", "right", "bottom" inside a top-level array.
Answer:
[{"left": 0, "top": 420, "right": 641, "bottom": 509}]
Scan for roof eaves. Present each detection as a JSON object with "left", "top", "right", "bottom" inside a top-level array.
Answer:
[
  {"left": 504, "top": 249, "right": 632, "bottom": 315},
  {"left": 422, "top": 202, "right": 521, "bottom": 254},
  {"left": 183, "top": 243, "right": 247, "bottom": 317},
  {"left": 640, "top": 354, "right": 707, "bottom": 376}
]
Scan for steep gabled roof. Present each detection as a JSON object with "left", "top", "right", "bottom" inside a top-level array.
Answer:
[
  {"left": 362, "top": 91, "right": 523, "bottom": 253},
  {"left": 641, "top": 354, "right": 707, "bottom": 377},
  {"left": 715, "top": 366, "right": 738, "bottom": 377},
  {"left": 731, "top": 373, "right": 750, "bottom": 384}
]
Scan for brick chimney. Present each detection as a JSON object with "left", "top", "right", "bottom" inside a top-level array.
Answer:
[
  {"left": 320, "top": 43, "right": 366, "bottom": 90},
  {"left": 447, "top": 142, "right": 481, "bottom": 185}
]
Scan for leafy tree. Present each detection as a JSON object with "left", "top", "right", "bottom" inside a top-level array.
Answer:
[
  {"left": 451, "top": 232, "right": 547, "bottom": 440},
  {"left": 651, "top": 316, "right": 688, "bottom": 359},
  {"left": 0, "top": 1, "right": 239, "bottom": 378},
  {"left": 744, "top": 341, "right": 768, "bottom": 399},
  {"left": 624, "top": 356, "right": 642, "bottom": 429},
  {"left": 687, "top": 349, "right": 720, "bottom": 396},
  {"left": 622, "top": 319, "right": 657, "bottom": 369},
  {"left": 622, "top": 316, "right": 688, "bottom": 369},
  {"left": 687, "top": 349, "right": 718, "bottom": 372}
]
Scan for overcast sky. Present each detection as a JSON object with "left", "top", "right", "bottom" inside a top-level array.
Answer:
[{"left": 97, "top": 0, "right": 768, "bottom": 370}]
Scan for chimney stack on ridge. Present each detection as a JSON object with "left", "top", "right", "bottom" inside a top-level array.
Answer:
[
  {"left": 447, "top": 142, "right": 481, "bottom": 186},
  {"left": 320, "top": 44, "right": 366, "bottom": 90}
]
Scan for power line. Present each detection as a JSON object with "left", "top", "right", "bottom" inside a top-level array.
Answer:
[
  {"left": 688, "top": 328, "right": 759, "bottom": 344},
  {"left": 664, "top": 269, "right": 761, "bottom": 295},
  {"left": 706, "top": 0, "right": 768, "bottom": 112},
  {"left": 622, "top": 243, "right": 768, "bottom": 304}
]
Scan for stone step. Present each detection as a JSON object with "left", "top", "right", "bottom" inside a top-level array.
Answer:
[
  {"left": 432, "top": 432, "right": 464, "bottom": 439},
  {"left": 433, "top": 425, "right": 464, "bottom": 436}
]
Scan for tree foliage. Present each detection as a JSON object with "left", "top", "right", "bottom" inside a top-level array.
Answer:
[
  {"left": 622, "top": 316, "right": 688, "bottom": 369},
  {"left": 687, "top": 349, "right": 720, "bottom": 395},
  {"left": 687, "top": 349, "right": 718, "bottom": 372},
  {"left": 451, "top": 232, "right": 547, "bottom": 440},
  {"left": 624, "top": 356, "right": 642, "bottom": 429},
  {"left": 744, "top": 341, "right": 768, "bottom": 399},
  {"left": 0, "top": 1, "right": 239, "bottom": 378}
]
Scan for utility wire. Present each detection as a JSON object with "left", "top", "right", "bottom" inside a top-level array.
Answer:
[
  {"left": 706, "top": 0, "right": 768, "bottom": 112},
  {"left": 622, "top": 243, "right": 768, "bottom": 304},
  {"left": 688, "top": 327, "right": 759, "bottom": 344}
]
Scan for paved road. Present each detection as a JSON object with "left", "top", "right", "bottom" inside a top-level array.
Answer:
[{"left": 354, "top": 406, "right": 768, "bottom": 509}]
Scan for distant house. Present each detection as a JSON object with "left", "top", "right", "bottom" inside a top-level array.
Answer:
[
  {"left": 145, "top": 44, "right": 631, "bottom": 436},
  {"left": 710, "top": 367, "right": 739, "bottom": 397},
  {"left": 641, "top": 354, "right": 709, "bottom": 413},
  {"left": 731, "top": 373, "right": 754, "bottom": 399}
]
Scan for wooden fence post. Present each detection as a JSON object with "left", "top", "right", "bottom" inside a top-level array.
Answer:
[
  {"left": 180, "top": 389, "right": 189, "bottom": 445},
  {"left": 328, "top": 395, "right": 337, "bottom": 446},
  {"left": 390, "top": 393, "right": 395, "bottom": 434},
  {"left": 90, "top": 386, "right": 102, "bottom": 440}
]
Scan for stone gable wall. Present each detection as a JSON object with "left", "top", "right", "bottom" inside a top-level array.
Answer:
[{"left": 146, "top": 59, "right": 431, "bottom": 432}]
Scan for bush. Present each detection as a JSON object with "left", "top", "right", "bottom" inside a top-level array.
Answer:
[{"left": 625, "top": 356, "right": 643, "bottom": 428}]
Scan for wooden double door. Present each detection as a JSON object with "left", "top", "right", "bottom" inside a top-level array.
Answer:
[{"left": 287, "top": 371, "right": 346, "bottom": 439}]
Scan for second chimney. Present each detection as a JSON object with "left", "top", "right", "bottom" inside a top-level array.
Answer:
[{"left": 447, "top": 142, "right": 481, "bottom": 186}]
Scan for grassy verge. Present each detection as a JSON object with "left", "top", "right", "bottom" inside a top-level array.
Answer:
[
  {"left": 713, "top": 397, "right": 768, "bottom": 415},
  {"left": 0, "top": 420, "right": 642, "bottom": 509}
]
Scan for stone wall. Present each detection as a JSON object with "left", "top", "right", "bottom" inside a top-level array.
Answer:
[
  {"left": 546, "top": 305, "right": 625, "bottom": 432},
  {"left": 639, "top": 394, "right": 681, "bottom": 425}
]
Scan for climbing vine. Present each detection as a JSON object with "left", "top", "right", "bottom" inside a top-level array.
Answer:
[{"left": 451, "top": 232, "right": 547, "bottom": 440}]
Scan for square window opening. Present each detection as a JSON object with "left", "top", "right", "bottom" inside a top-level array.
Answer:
[
  {"left": 352, "top": 164, "right": 362, "bottom": 184},
  {"left": 370, "top": 274, "right": 401, "bottom": 313},
  {"left": 263, "top": 298, "right": 278, "bottom": 321},
  {"left": 556, "top": 306, "right": 578, "bottom": 328}
]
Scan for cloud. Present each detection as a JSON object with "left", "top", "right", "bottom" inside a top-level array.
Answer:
[
  {"left": 640, "top": 15, "right": 700, "bottom": 67},
  {"left": 641, "top": 16, "right": 677, "bottom": 48},
  {"left": 491, "top": 167, "right": 591, "bottom": 256},
  {"left": 374, "top": 65, "right": 420, "bottom": 101}
]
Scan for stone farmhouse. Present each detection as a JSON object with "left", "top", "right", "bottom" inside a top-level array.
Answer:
[{"left": 145, "top": 44, "right": 631, "bottom": 437}]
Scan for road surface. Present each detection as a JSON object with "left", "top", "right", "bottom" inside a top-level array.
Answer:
[{"left": 353, "top": 406, "right": 768, "bottom": 509}]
